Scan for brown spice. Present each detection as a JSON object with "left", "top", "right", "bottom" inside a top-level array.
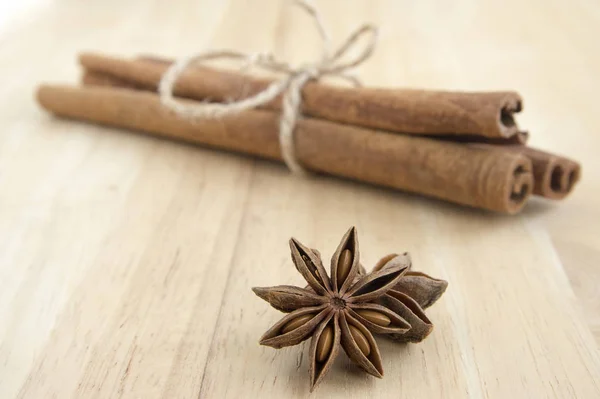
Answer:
[
  {"left": 355, "top": 309, "right": 391, "bottom": 326},
  {"left": 252, "top": 227, "right": 446, "bottom": 390},
  {"left": 367, "top": 253, "right": 449, "bottom": 343},
  {"left": 81, "top": 68, "right": 582, "bottom": 202},
  {"left": 468, "top": 143, "right": 582, "bottom": 200},
  {"left": 254, "top": 227, "right": 413, "bottom": 390},
  {"left": 79, "top": 52, "right": 524, "bottom": 141},
  {"left": 505, "top": 145, "right": 581, "bottom": 199},
  {"left": 79, "top": 56, "right": 582, "bottom": 202},
  {"left": 81, "top": 70, "right": 140, "bottom": 90},
  {"left": 37, "top": 84, "right": 534, "bottom": 213}
]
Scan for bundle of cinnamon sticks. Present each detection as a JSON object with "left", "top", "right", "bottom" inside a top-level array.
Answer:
[{"left": 36, "top": 53, "right": 581, "bottom": 214}]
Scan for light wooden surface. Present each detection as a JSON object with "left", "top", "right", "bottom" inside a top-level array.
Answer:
[{"left": 1, "top": 0, "right": 600, "bottom": 397}]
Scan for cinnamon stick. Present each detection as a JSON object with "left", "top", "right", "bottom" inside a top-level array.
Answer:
[
  {"left": 79, "top": 53, "right": 524, "bottom": 141},
  {"left": 37, "top": 84, "right": 533, "bottom": 214},
  {"left": 501, "top": 146, "right": 580, "bottom": 199},
  {"left": 83, "top": 68, "right": 530, "bottom": 148},
  {"left": 82, "top": 70, "right": 140, "bottom": 90},
  {"left": 83, "top": 69, "right": 582, "bottom": 200}
]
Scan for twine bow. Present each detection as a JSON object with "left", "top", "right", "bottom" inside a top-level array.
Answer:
[{"left": 158, "top": 0, "right": 378, "bottom": 174}]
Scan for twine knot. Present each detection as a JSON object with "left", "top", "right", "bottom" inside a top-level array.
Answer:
[{"left": 158, "top": 0, "right": 378, "bottom": 174}]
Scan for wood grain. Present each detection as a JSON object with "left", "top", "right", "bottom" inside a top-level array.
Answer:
[{"left": 1, "top": 0, "right": 600, "bottom": 398}]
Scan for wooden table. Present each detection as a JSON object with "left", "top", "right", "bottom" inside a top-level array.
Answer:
[{"left": 1, "top": 0, "right": 599, "bottom": 397}]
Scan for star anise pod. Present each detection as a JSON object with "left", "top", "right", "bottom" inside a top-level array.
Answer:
[
  {"left": 369, "top": 253, "right": 448, "bottom": 342},
  {"left": 253, "top": 227, "right": 414, "bottom": 390}
]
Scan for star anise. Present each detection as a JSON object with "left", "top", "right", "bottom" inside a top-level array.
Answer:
[
  {"left": 369, "top": 253, "right": 448, "bottom": 342},
  {"left": 253, "top": 227, "right": 417, "bottom": 390}
]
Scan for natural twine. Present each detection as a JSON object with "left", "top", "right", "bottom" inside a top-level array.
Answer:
[{"left": 158, "top": 0, "right": 378, "bottom": 175}]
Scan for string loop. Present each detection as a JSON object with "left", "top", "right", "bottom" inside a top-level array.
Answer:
[{"left": 159, "top": 0, "right": 378, "bottom": 174}]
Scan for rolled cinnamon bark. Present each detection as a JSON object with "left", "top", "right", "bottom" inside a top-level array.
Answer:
[
  {"left": 503, "top": 146, "right": 580, "bottom": 199},
  {"left": 82, "top": 71, "right": 581, "bottom": 200},
  {"left": 83, "top": 69, "right": 529, "bottom": 147},
  {"left": 468, "top": 144, "right": 582, "bottom": 199},
  {"left": 37, "top": 84, "right": 533, "bottom": 213},
  {"left": 79, "top": 53, "right": 524, "bottom": 141},
  {"left": 82, "top": 71, "right": 140, "bottom": 90}
]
